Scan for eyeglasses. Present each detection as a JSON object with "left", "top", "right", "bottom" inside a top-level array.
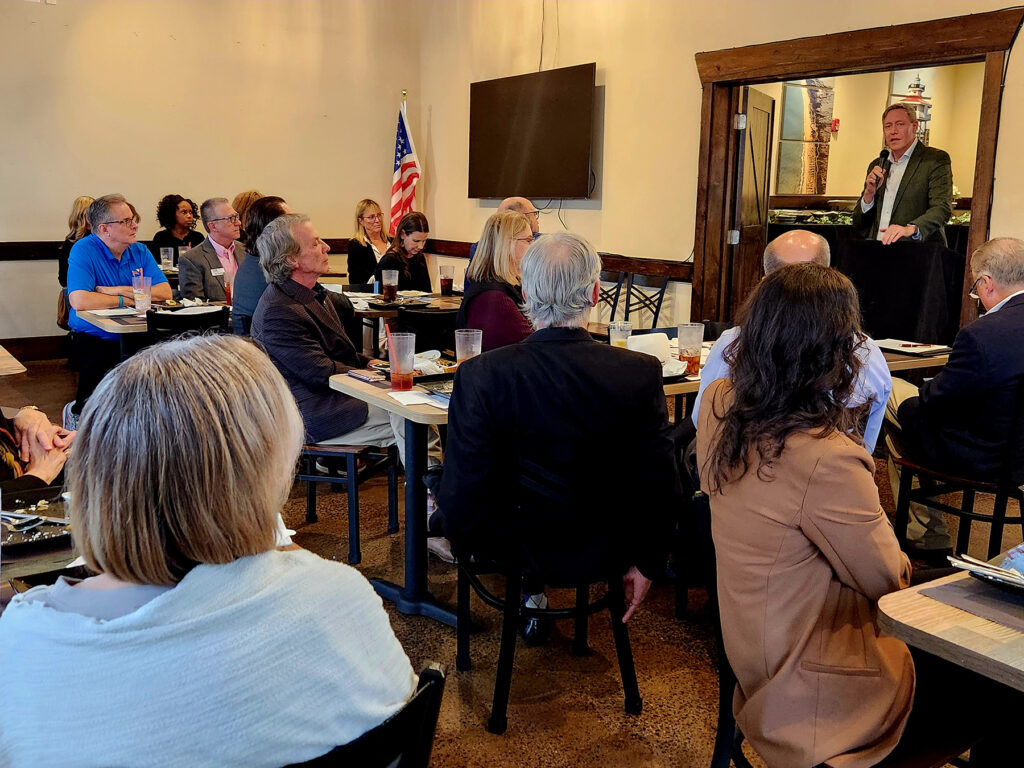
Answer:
[
  {"left": 361, "top": 213, "right": 384, "bottom": 221},
  {"left": 101, "top": 217, "right": 138, "bottom": 228},
  {"left": 210, "top": 214, "right": 241, "bottom": 224},
  {"left": 968, "top": 275, "right": 988, "bottom": 300}
]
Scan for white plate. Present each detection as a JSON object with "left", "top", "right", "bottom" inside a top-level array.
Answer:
[
  {"left": 398, "top": 290, "right": 431, "bottom": 297},
  {"left": 89, "top": 308, "right": 138, "bottom": 317}
]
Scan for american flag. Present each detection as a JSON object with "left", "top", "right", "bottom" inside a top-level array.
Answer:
[{"left": 390, "top": 104, "right": 421, "bottom": 234}]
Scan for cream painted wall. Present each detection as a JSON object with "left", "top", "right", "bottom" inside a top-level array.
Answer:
[{"left": 2, "top": 0, "right": 1021, "bottom": 338}]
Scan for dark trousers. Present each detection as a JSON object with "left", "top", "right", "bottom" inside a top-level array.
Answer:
[{"left": 71, "top": 332, "right": 121, "bottom": 415}]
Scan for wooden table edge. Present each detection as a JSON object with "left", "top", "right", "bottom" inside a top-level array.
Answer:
[{"left": 328, "top": 373, "right": 449, "bottom": 425}]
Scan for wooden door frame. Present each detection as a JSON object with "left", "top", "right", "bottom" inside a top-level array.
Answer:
[{"left": 690, "top": 8, "right": 1024, "bottom": 324}]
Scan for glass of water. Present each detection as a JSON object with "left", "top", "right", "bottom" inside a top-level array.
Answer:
[{"left": 132, "top": 275, "right": 152, "bottom": 316}]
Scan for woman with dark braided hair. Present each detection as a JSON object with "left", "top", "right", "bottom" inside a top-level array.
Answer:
[{"left": 697, "top": 264, "right": 914, "bottom": 767}]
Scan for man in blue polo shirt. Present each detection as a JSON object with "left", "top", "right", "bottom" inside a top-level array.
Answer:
[{"left": 65, "top": 193, "right": 171, "bottom": 428}]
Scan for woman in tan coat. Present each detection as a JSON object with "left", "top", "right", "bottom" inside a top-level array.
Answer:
[{"left": 697, "top": 264, "right": 913, "bottom": 768}]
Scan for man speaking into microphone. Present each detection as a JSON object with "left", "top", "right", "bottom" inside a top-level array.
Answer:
[{"left": 852, "top": 103, "right": 953, "bottom": 245}]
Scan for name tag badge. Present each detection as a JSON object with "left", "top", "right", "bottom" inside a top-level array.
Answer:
[{"left": 211, "top": 268, "right": 226, "bottom": 277}]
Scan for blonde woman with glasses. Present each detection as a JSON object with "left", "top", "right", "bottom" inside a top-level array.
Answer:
[
  {"left": 455, "top": 210, "right": 535, "bottom": 351},
  {"left": 347, "top": 198, "right": 390, "bottom": 285},
  {"left": 0, "top": 335, "right": 417, "bottom": 767}
]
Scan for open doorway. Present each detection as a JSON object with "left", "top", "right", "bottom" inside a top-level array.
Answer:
[{"left": 690, "top": 8, "right": 1024, "bottom": 327}]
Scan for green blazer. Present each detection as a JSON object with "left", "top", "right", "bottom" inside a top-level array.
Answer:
[{"left": 851, "top": 144, "right": 953, "bottom": 245}]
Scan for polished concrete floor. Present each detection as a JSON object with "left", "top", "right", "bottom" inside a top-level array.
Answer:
[{"left": 2, "top": 359, "right": 1020, "bottom": 767}]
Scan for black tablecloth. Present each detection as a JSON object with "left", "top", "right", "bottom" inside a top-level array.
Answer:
[
  {"left": 831, "top": 240, "right": 965, "bottom": 345},
  {"left": 767, "top": 223, "right": 970, "bottom": 256}
]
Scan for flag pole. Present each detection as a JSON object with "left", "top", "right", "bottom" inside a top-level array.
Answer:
[{"left": 401, "top": 88, "right": 408, "bottom": 114}]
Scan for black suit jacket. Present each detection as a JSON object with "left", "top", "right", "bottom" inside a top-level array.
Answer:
[
  {"left": 437, "top": 326, "right": 681, "bottom": 583},
  {"left": 851, "top": 143, "right": 953, "bottom": 245},
  {"left": 900, "top": 293, "right": 1024, "bottom": 479},
  {"left": 346, "top": 239, "right": 378, "bottom": 286},
  {"left": 251, "top": 280, "right": 369, "bottom": 442}
]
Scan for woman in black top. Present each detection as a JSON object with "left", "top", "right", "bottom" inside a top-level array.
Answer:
[
  {"left": 231, "top": 195, "right": 291, "bottom": 335},
  {"left": 375, "top": 212, "right": 432, "bottom": 293},
  {"left": 58, "top": 196, "right": 93, "bottom": 288},
  {"left": 347, "top": 199, "right": 390, "bottom": 285},
  {"left": 149, "top": 195, "right": 205, "bottom": 261}
]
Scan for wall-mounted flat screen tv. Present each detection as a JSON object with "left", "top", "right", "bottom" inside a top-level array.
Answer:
[{"left": 469, "top": 63, "right": 596, "bottom": 199}]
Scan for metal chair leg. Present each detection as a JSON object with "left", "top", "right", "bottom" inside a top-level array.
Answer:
[
  {"left": 456, "top": 567, "right": 472, "bottom": 672},
  {"left": 894, "top": 466, "right": 914, "bottom": 551},
  {"left": 386, "top": 445, "right": 399, "bottom": 534},
  {"left": 572, "top": 586, "right": 590, "bottom": 656},
  {"left": 607, "top": 579, "right": 642, "bottom": 715},
  {"left": 989, "top": 492, "right": 1009, "bottom": 560},
  {"left": 305, "top": 457, "right": 318, "bottom": 524},
  {"left": 956, "top": 489, "right": 975, "bottom": 555},
  {"left": 346, "top": 454, "right": 360, "bottom": 564},
  {"left": 488, "top": 571, "right": 522, "bottom": 735}
]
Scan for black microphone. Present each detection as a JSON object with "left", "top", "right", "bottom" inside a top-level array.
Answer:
[{"left": 876, "top": 148, "right": 890, "bottom": 191}]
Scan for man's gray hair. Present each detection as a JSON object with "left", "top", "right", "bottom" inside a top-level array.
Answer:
[
  {"left": 86, "top": 193, "right": 129, "bottom": 231},
  {"left": 200, "top": 197, "right": 229, "bottom": 229},
  {"left": 972, "top": 237, "right": 1024, "bottom": 288},
  {"left": 520, "top": 232, "right": 600, "bottom": 329},
  {"left": 257, "top": 213, "right": 308, "bottom": 285},
  {"left": 763, "top": 230, "right": 831, "bottom": 274}
]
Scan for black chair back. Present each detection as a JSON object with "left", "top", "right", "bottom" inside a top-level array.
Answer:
[
  {"left": 396, "top": 307, "right": 457, "bottom": 355},
  {"left": 597, "top": 266, "right": 626, "bottom": 321},
  {"left": 623, "top": 273, "right": 669, "bottom": 328},
  {"left": 343, "top": 283, "right": 375, "bottom": 293},
  {"left": 284, "top": 663, "right": 446, "bottom": 768},
  {"left": 701, "top": 320, "right": 732, "bottom": 343},
  {"left": 145, "top": 306, "right": 231, "bottom": 345}
]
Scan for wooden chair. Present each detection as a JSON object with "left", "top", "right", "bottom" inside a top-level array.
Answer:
[
  {"left": 893, "top": 382, "right": 1024, "bottom": 559},
  {"left": 622, "top": 273, "right": 669, "bottom": 329},
  {"left": 597, "top": 267, "right": 626, "bottom": 322},
  {"left": 144, "top": 306, "right": 230, "bottom": 344},
  {"left": 296, "top": 443, "right": 399, "bottom": 565},
  {"left": 283, "top": 663, "right": 446, "bottom": 768}
]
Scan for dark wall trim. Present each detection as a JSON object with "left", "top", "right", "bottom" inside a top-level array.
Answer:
[
  {"left": 0, "top": 335, "right": 67, "bottom": 362},
  {"left": 0, "top": 238, "right": 693, "bottom": 280}
]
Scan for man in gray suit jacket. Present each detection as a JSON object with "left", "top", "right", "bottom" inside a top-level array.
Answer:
[
  {"left": 851, "top": 104, "right": 953, "bottom": 246},
  {"left": 178, "top": 198, "right": 246, "bottom": 301}
]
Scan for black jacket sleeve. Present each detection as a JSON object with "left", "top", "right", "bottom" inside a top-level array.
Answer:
[{"left": 346, "top": 240, "right": 377, "bottom": 285}]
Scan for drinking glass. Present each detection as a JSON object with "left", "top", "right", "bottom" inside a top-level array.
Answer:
[
  {"left": 382, "top": 269, "right": 399, "bottom": 302},
  {"left": 455, "top": 329, "right": 483, "bottom": 363},
  {"left": 677, "top": 323, "right": 705, "bottom": 375},
  {"left": 159, "top": 248, "right": 174, "bottom": 270},
  {"left": 439, "top": 264, "right": 455, "bottom": 297},
  {"left": 132, "top": 275, "right": 152, "bottom": 316},
  {"left": 389, "top": 333, "right": 417, "bottom": 392},
  {"left": 608, "top": 321, "right": 632, "bottom": 348},
  {"left": 177, "top": 246, "right": 190, "bottom": 265}
]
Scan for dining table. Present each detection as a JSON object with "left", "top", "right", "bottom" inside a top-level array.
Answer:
[
  {"left": 78, "top": 302, "right": 229, "bottom": 359},
  {"left": 0, "top": 344, "right": 26, "bottom": 376},
  {"left": 347, "top": 292, "right": 462, "bottom": 357},
  {"left": 878, "top": 570, "right": 1024, "bottom": 693}
]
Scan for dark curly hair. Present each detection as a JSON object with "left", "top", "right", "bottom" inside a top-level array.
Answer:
[
  {"left": 242, "top": 196, "right": 287, "bottom": 254},
  {"left": 704, "top": 264, "right": 867, "bottom": 493},
  {"left": 156, "top": 195, "right": 198, "bottom": 231}
]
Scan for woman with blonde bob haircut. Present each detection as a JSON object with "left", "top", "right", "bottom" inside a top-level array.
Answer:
[
  {"left": 347, "top": 198, "right": 391, "bottom": 285},
  {"left": 456, "top": 210, "right": 534, "bottom": 351},
  {"left": 0, "top": 335, "right": 417, "bottom": 767}
]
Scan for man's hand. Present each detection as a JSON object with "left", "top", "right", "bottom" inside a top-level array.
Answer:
[
  {"left": 862, "top": 166, "right": 886, "bottom": 205},
  {"left": 13, "top": 408, "right": 62, "bottom": 463},
  {"left": 621, "top": 566, "right": 652, "bottom": 623},
  {"left": 879, "top": 223, "right": 917, "bottom": 245}
]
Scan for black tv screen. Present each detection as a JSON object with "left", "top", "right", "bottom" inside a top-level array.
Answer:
[{"left": 469, "top": 63, "right": 595, "bottom": 199}]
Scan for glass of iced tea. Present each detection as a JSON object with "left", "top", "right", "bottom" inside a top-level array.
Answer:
[
  {"left": 381, "top": 269, "right": 399, "bottom": 302},
  {"left": 677, "top": 323, "right": 704, "bottom": 375},
  {"left": 608, "top": 321, "right": 632, "bottom": 348},
  {"left": 389, "top": 333, "right": 417, "bottom": 391},
  {"left": 439, "top": 264, "right": 455, "bottom": 296}
]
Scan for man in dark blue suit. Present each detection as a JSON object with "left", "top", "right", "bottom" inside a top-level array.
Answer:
[
  {"left": 886, "top": 237, "right": 1024, "bottom": 550},
  {"left": 437, "top": 232, "right": 680, "bottom": 638}
]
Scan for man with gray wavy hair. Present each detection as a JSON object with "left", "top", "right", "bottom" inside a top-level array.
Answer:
[{"left": 437, "top": 232, "right": 680, "bottom": 643}]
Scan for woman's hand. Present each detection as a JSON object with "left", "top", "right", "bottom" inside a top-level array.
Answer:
[
  {"left": 13, "top": 407, "right": 63, "bottom": 463},
  {"left": 621, "top": 565, "right": 652, "bottom": 622},
  {"left": 23, "top": 438, "right": 68, "bottom": 485}
]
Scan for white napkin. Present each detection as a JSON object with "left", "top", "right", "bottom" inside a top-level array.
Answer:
[
  {"left": 627, "top": 333, "right": 670, "bottom": 363},
  {"left": 181, "top": 298, "right": 207, "bottom": 307},
  {"left": 398, "top": 290, "right": 430, "bottom": 297},
  {"left": 387, "top": 391, "right": 449, "bottom": 410},
  {"left": 662, "top": 358, "right": 690, "bottom": 378},
  {"left": 414, "top": 350, "right": 445, "bottom": 375},
  {"left": 89, "top": 308, "right": 137, "bottom": 317},
  {"left": 160, "top": 306, "right": 223, "bottom": 316}
]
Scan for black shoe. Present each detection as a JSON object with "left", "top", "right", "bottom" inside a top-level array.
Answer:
[{"left": 519, "top": 594, "right": 553, "bottom": 646}]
